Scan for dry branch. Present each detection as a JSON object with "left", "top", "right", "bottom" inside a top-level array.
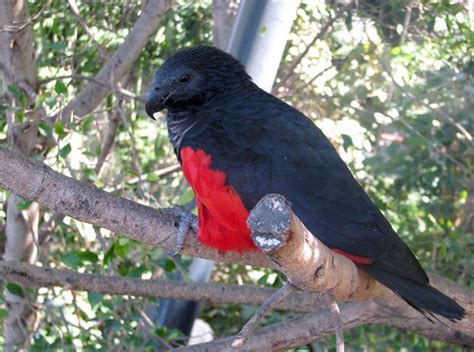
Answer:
[
  {"left": 0, "top": 146, "right": 273, "bottom": 268},
  {"left": 179, "top": 302, "right": 377, "bottom": 351},
  {"left": 59, "top": 0, "right": 171, "bottom": 122},
  {"left": 0, "top": 261, "right": 320, "bottom": 313},
  {"left": 0, "top": 147, "right": 473, "bottom": 348},
  {"left": 248, "top": 194, "right": 382, "bottom": 301}
]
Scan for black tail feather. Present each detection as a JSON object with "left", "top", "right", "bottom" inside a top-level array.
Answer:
[{"left": 361, "top": 265, "right": 465, "bottom": 322}]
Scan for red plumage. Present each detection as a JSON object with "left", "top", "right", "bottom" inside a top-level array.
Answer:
[{"left": 180, "top": 147, "right": 256, "bottom": 252}]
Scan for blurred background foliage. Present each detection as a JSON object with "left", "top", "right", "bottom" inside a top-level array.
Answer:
[{"left": 0, "top": 0, "right": 472, "bottom": 350}]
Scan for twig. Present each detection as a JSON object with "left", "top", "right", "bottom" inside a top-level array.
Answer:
[
  {"left": 107, "top": 164, "right": 181, "bottom": 192},
  {"left": 273, "top": 9, "right": 342, "bottom": 93},
  {"left": 232, "top": 283, "right": 296, "bottom": 349},
  {"left": 0, "top": 261, "right": 321, "bottom": 313},
  {"left": 95, "top": 73, "right": 132, "bottom": 175},
  {"left": 326, "top": 292, "right": 345, "bottom": 352},
  {"left": 178, "top": 302, "right": 377, "bottom": 351},
  {"left": 0, "top": 0, "right": 50, "bottom": 33},
  {"left": 67, "top": 0, "right": 107, "bottom": 58},
  {"left": 38, "top": 73, "right": 145, "bottom": 102}
]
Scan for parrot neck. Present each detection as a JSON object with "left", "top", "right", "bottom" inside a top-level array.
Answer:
[{"left": 167, "top": 82, "right": 261, "bottom": 154}]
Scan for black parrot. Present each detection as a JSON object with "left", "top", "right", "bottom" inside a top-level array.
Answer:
[{"left": 145, "top": 45, "right": 465, "bottom": 321}]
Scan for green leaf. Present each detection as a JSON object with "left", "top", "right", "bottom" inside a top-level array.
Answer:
[
  {"left": 83, "top": 168, "right": 97, "bottom": 181},
  {"left": 77, "top": 251, "right": 99, "bottom": 263},
  {"left": 128, "top": 265, "right": 146, "bottom": 278},
  {"left": 341, "top": 134, "right": 353, "bottom": 152},
  {"left": 16, "top": 199, "right": 33, "bottom": 210},
  {"left": 118, "top": 238, "right": 129, "bottom": 246},
  {"left": 115, "top": 239, "right": 130, "bottom": 258},
  {"left": 0, "top": 103, "right": 9, "bottom": 113},
  {"left": 54, "top": 80, "right": 68, "bottom": 95},
  {"left": 147, "top": 172, "right": 159, "bottom": 181},
  {"left": 61, "top": 252, "right": 81, "bottom": 268},
  {"left": 16, "top": 110, "right": 25, "bottom": 123},
  {"left": 148, "top": 248, "right": 163, "bottom": 260},
  {"left": 6, "top": 282, "right": 24, "bottom": 298},
  {"left": 7, "top": 84, "right": 22, "bottom": 98},
  {"left": 8, "top": 84, "right": 27, "bottom": 108},
  {"left": 38, "top": 121, "right": 53, "bottom": 138},
  {"left": 87, "top": 292, "right": 103, "bottom": 308},
  {"left": 163, "top": 258, "right": 176, "bottom": 272},
  {"left": 81, "top": 115, "right": 94, "bottom": 132},
  {"left": 0, "top": 308, "right": 9, "bottom": 318},
  {"left": 177, "top": 187, "right": 195, "bottom": 205},
  {"left": 59, "top": 143, "right": 72, "bottom": 159},
  {"left": 45, "top": 96, "right": 57, "bottom": 108},
  {"left": 54, "top": 121, "right": 67, "bottom": 138},
  {"left": 103, "top": 243, "right": 115, "bottom": 265}
]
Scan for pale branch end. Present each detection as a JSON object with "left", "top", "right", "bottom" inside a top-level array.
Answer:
[{"left": 248, "top": 194, "right": 383, "bottom": 302}]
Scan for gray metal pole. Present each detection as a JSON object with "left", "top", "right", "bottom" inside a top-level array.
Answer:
[{"left": 228, "top": 0, "right": 300, "bottom": 91}]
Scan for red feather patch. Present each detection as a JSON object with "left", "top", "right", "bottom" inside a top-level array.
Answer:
[
  {"left": 331, "top": 248, "right": 373, "bottom": 264},
  {"left": 180, "top": 147, "right": 256, "bottom": 252}
]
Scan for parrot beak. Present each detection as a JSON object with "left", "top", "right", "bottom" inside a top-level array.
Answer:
[{"left": 145, "top": 86, "right": 168, "bottom": 120}]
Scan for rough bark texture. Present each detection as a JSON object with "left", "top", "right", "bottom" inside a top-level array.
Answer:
[
  {"left": 0, "top": 1, "right": 41, "bottom": 350},
  {"left": 0, "top": 146, "right": 274, "bottom": 268},
  {"left": 0, "top": 146, "right": 473, "bottom": 349},
  {"left": 178, "top": 302, "right": 377, "bottom": 351}
]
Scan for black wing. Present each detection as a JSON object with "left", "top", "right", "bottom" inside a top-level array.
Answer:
[{"left": 221, "top": 94, "right": 428, "bottom": 284}]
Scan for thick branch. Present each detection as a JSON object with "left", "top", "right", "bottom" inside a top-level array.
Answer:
[
  {"left": 248, "top": 194, "right": 382, "bottom": 301},
  {"left": 0, "top": 147, "right": 473, "bottom": 347},
  {"left": 59, "top": 0, "right": 170, "bottom": 121},
  {"left": 0, "top": 146, "right": 273, "bottom": 268}
]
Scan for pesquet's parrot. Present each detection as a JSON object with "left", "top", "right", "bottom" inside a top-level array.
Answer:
[{"left": 145, "top": 46, "right": 465, "bottom": 321}]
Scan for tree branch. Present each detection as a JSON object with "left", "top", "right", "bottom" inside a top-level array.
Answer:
[
  {"left": 0, "top": 261, "right": 319, "bottom": 313},
  {"left": 0, "top": 147, "right": 473, "bottom": 348},
  {"left": 0, "top": 146, "right": 273, "bottom": 268},
  {"left": 58, "top": 0, "right": 170, "bottom": 122},
  {"left": 179, "top": 302, "right": 377, "bottom": 351}
]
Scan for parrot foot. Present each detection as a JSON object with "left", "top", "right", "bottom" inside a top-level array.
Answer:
[{"left": 169, "top": 206, "right": 198, "bottom": 256}]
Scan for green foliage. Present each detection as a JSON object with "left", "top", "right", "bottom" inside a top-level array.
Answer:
[{"left": 0, "top": 0, "right": 471, "bottom": 350}]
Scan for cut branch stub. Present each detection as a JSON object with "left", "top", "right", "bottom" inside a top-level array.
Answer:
[{"left": 247, "top": 194, "right": 383, "bottom": 302}]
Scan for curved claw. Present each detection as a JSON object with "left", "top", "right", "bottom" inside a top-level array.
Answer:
[{"left": 168, "top": 207, "right": 199, "bottom": 256}]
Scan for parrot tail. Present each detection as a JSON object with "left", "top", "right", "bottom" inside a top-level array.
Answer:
[{"left": 361, "top": 265, "right": 465, "bottom": 322}]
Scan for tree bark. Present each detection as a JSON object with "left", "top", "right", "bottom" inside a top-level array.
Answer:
[
  {"left": 0, "top": 1, "right": 41, "bottom": 349},
  {"left": 0, "top": 146, "right": 472, "bottom": 348}
]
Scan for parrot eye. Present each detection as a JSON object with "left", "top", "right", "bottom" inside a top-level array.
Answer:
[{"left": 179, "top": 73, "right": 191, "bottom": 83}]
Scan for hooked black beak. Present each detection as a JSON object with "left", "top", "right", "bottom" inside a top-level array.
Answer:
[{"left": 145, "top": 86, "right": 170, "bottom": 120}]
